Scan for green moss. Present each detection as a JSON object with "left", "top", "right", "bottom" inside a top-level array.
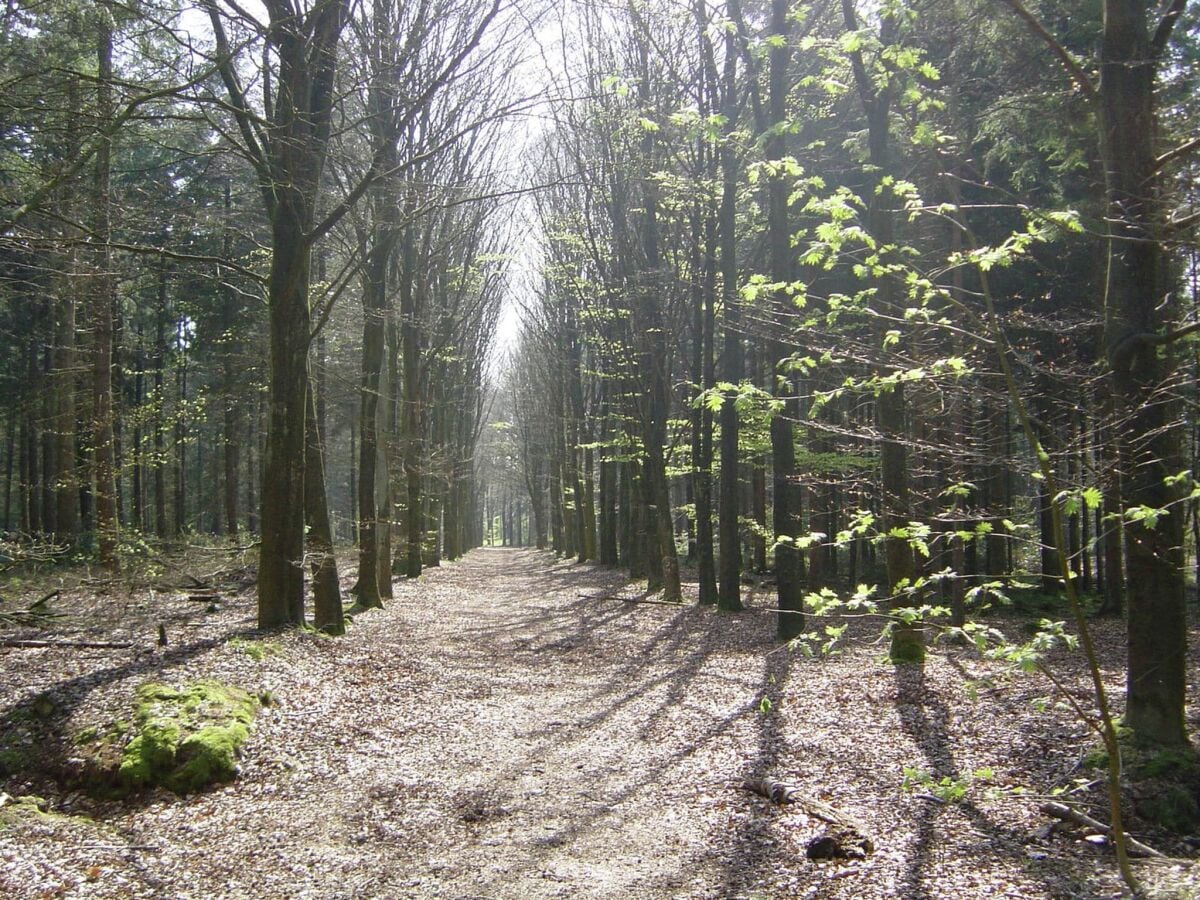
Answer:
[
  {"left": 1081, "top": 747, "right": 1108, "bottom": 770},
  {"left": 170, "top": 722, "right": 251, "bottom": 792},
  {"left": 117, "top": 719, "right": 182, "bottom": 787},
  {"left": 889, "top": 630, "right": 926, "bottom": 664},
  {"left": 1135, "top": 748, "right": 1199, "bottom": 781},
  {"left": 1137, "top": 784, "right": 1200, "bottom": 834},
  {"left": 0, "top": 795, "right": 47, "bottom": 823},
  {"left": 228, "top": 638, "right": 282, "bottom": 662},
  {"left": 0, "top": 795, "right": 103, "bottom": 831},
  {"left": 1079, "top": 738, "right": 1200, "bottom": 834},
  {"left": 115, "top": 680, "right": 259, "bottom": 795},
  {"left": 74, "top": 726, "right": 99, "bottom": 745},
  {"left": 0, "top": 747, "right": 32, "bottom": 777}
]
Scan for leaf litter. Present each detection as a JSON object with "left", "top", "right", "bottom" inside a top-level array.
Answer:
[{"left": 1, "top": 547, "right": 1197, "bottom": 898}]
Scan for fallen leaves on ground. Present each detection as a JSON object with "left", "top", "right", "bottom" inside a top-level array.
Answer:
[{"left": 1, "top": 548, "right": 1197, "bottom": 898}]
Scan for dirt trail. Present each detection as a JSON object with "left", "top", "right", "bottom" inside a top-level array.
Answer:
[{"left": 0, "top": 548, "right": 1150, "bottom": 897}]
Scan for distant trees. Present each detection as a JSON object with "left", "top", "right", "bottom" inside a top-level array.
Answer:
[
  {"left": 0, "top": 0, "right": 515, "bottom": 630},
  {"left": 496, "top": 0, "right": 1200, "bottom": 754}
]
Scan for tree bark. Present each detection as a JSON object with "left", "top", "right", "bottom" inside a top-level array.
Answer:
[
  {"left": 305, "top": 381, "right": 343, "bottom": 634},
  {"left": 91, "top": 8, "right": 118, "bottom": 571},
  {"left": 717, "top": 28, "right": 743, "bottom": 613},
  {"left": 1100, "top": 0, "right": 1187, "bottom": 746}
]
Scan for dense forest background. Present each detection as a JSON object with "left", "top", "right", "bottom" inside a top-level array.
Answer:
[{"left": 1, "top": 0, "right": 1199, "bottom": 767}]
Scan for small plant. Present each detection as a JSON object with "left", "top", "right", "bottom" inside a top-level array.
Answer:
[{"left": 901, "top": 766, "right": 994, "bottom": 803}]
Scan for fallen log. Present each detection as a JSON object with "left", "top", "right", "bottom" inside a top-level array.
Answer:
[
  {"left": 0, "top": 591, "right": 64, "bottom": 627},
  {"left": 1039, "top": 801, "right": 1164, "bottom": 858},
  {"left": 0, "top": 639, "right": 134, "bottom": 650},
  {"left": 743, "top": 778, "right": 874, "bottom": 859}
]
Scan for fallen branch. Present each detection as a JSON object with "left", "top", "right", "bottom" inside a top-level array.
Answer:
[
  {"left": 1040, "top": 801, "right": 1164, "bottom": 858},
  {"left": 743, "top": 778, "right": 874, "bottom": 858},
  {"left": 0, "top": 639, "right": 134, "bottom": 650},
  {"left": 743, "top": 778, "right": 862, "bottom": 826},
  {"left": 28, "top": 589, "right": 60, "bottom": 609},
  {"left": 68, "top": 843, "right": 161, "bottom": 852}
]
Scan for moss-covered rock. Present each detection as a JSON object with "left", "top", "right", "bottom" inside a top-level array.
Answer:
[{"left": 116, "top": 680, "right": 259, "bottom": 795}]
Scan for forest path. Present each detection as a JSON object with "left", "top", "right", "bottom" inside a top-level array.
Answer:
[
  {"left": 257, "top": 547, "right": 784, "bottom": 899},
  {"left": 3, "top": 547, "right": 1140, "bottom": 898}
]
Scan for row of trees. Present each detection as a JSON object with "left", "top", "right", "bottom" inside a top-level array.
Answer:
[
  {"left": 495, "top": 0, "right": 1200, "bottom": 750},
  {"left": 2, "top": 0, "right": 1197, "bottom": 762},
  {"left": 0, "top": 0, "right": 522, "bottom": 629}
]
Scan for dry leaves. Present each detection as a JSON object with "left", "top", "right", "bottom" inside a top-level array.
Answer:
[{"left": 0, "top": 548, "right": 1196, "bottom": 897}]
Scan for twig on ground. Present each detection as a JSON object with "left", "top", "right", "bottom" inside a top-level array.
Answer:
[{"left": 1040, "top": 801, "right": 1164, "bottom": 858}]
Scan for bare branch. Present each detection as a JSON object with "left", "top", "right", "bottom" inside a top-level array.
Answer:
[
  {"left": 1152, "top": 0, "right": 1189, "bottom": 56},
  {"left": 995, "top": 0, "right": 1098, "bottom": 103}
]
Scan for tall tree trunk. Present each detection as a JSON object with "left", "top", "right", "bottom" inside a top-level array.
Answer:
[
  {"left": 717, "top": 28, "right": 743, "bottom": 612},
  {"left": 91, "top": 9, "right": 118, "bottom": 571},
  {"left": 259, "top": 194, "right": 313, "bottom": 626},
  {"left": 153, "top": 277, "right": 168, "bottom": 538},
  {"left": 3, "top": 406, "right": 14, "bottom": 531},
  {"left": 174, "top": 343, "right": 187, "bottom": 537},
  {"left": 399, "top": 223, "right": 423, "bottom": 579},
  {"left": 842, "top": 0, "right": 920, "bottom": 661},
  {"left": 597, "top": 393, "right": 618, "bottom": 564},
  {"left": 1100, "top": 0, "right": 1187, "bottom": 746},
  {"left": 765, "top": 0, "right": 804, "bottom": 638},
  {"left": 132, "top": 325, "right": 143, "bottom": 532},
  {"left": 352, "top": 227, "right": 389, "bottom": 607},
  {"left": 221, "top": 178, "right": 240, "bottom": 540},
  {"left": 207, "top": 0, "right": 348, "bottom": 627}
]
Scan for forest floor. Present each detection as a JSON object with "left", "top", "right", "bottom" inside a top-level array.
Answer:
[{"left": 1, "top": 547, "right": 1199, "bottom": 899}]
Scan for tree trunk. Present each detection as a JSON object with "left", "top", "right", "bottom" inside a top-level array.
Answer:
[
  {"left": 153, "top": 285, "right": 168, "bottom": 539},
  {"left": 716, "top": 28, "right": 743, "bottom": 613},
  {"left": 842, "top": 1, "right": 920, "bottom": 662},
  {"left": 306, "top": 381, "right": 343, "bottom": 634},
  {"left": 130, "top": 325, "right": 144, "bottom": 532},
  {"left": 765, "top": 1, "right": 805, "bottom": 634},
  {"left": 400, "top": 223, "right": 423, "bottom": 579},
  {"left": 91, "top": 11, "right": 118, "bottom": 571},
  {"left": 1100, "top": 0, "right": 1187, "bottom": 746},
  {"left": 352, "top": 226, "right": 389, "bottom": 607},
  {"left": 3, "top": 406, "right": 14, "bottom": 531},
  {"left": 258, "top": 196, "right": 312, "bottom": 626},
  {"left": 221, "top": 179, "right": 240, "bottom": 540}
]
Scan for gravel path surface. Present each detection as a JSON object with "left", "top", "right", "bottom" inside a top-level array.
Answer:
[{"left": 1, "top": 547, "right": 1195, "bottom": 897}]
